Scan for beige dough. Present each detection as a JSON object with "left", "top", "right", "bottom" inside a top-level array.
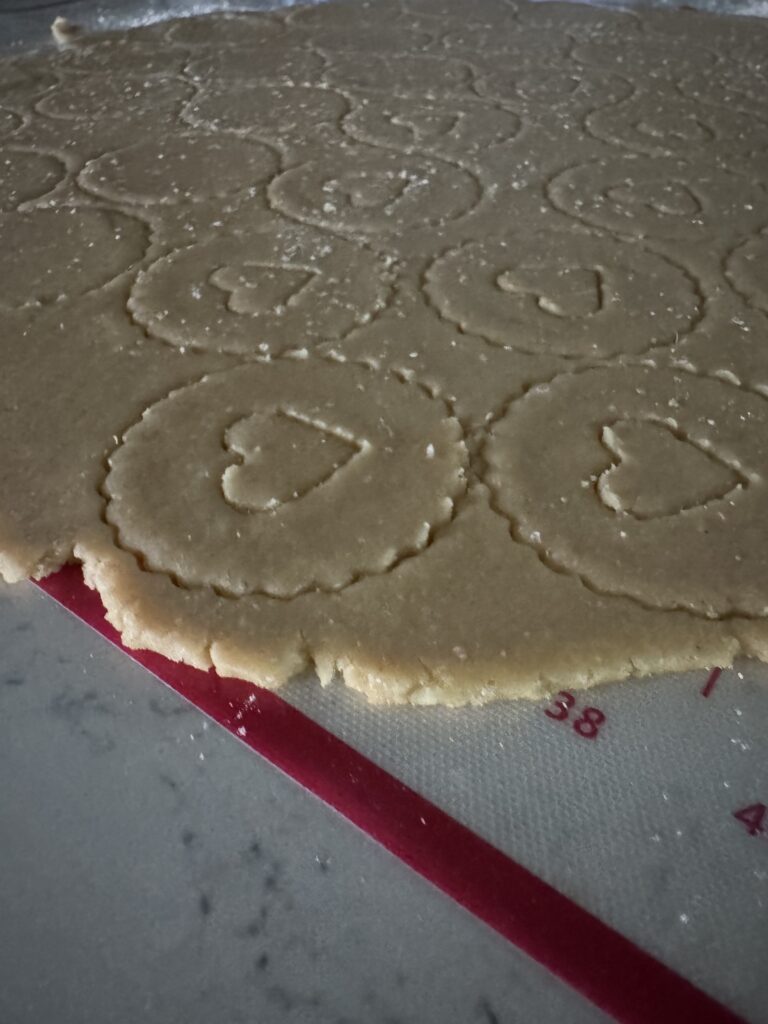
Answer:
[
  {"left": 128, "top": 214, "right": 395, "bottom": 355},
  {"left": 104, "top": 359, "right": 466, "bottom": 598},
  {"left": 0, "top": 109, "right": 22, "bottom": 137},
  {"left": 726, "top": 233, "right": 768, "bottom": 316},
  {"left": 165, "top": 12, "right": 285, "bottom": 48},
  {"left": 186, "top": 46, "right": 325, "bottom": 87},
  {"left": 0, "top": 207, "right": 149, "bottom": 308},
  {"left": 0, "top": 146, "right": 65, "bottom": 210},
  {"left": 268, "top": 144, "right": 481, "bottom": 236},
  {"left": 78, "top": 133, "right": 279, "bottom": 206},
  {"left": 342, "top": 94, "right": 522, "bottom": 163},
  {"left": 2, "top": 0, "right": 768, "bottom": 706},
  {"left": 584, "top": 92, "right": 766, "bottom": 164},
  {"left": 36, "top": 74, "right": 191, "bottom": 124},
  {"left": 547, "top": 154, "right": 768, "bottom": 243},
  {"left": 424, "top": 232, "right": 701, "bottom": 358},
  {"left": 181, "top": 82, "right": 349, "bottom": 155},
  {"left": 677, "top": 64, "right": 768, "bottom": 119},
  {"left": 323, "top": 52, "right": 474, "bottom": 99},
  {"left": 485, "top": 366, "right": 768, "bottom": 617},
  {"left": 54, "top": 28, "right": 187, "bottom": 78},
  {"left": 472, "top": 60, "right": 632, "bottom": 116}
]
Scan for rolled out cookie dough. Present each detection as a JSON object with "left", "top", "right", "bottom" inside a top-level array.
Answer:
[
  {"left": 78, "top": 133, "right": 279, "bottom": 206},
  {"left": 104, "top": 360, "right": 467, "bottom": 598},
  {"left": 424, "top": 232, "right": 701, "bottom": 358},
  {"left": 2, "top": 0, "right": 768, "bottom": 707},
  {"left": 0, "top": 206, "right": 150, "bottom": 308},
  {"left": 128, "top": 215, "right": 395, "bottom": 356},
  {"left": 485, "top": 366, "right": 768, "bottom": 618},
  {"left": 0, "top": 146, "right": 66, "bottom": 210}
]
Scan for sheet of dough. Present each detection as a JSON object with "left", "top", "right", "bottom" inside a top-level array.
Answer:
[{"left": 1, "top": 0, "right": 768, "bottom": 706}]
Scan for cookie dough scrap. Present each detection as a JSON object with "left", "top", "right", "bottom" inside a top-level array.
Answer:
[{"left": 2, "top": 0, "right": 768, "bottom": 707}]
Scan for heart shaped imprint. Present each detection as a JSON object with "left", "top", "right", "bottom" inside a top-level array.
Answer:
[
  {"left": 485, "top": 365, "right": 768, "bottom": 617},
  {"left": 222, "top": 409, "right": 363, "bottom": 512},
  {"left": 597, "top": 419, "right": 746, "bottom": 519},
  {"left": 210, "top": 263, "right": 317, "bottom": 316},
  {"left": 496, "top": 265, "right": 603, "bottom": 319}
]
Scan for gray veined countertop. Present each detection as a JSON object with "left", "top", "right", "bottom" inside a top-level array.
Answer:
[{"left": 0, "top": 580, "right": 610, "bottom": 1024}]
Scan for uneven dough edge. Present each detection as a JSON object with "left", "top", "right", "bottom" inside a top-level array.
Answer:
[
  {"left": 69, "top": 511, "right": 745, "bottom": 709},
  {"left": 0, "top": 520, "right": 71, "bottom": 585}
]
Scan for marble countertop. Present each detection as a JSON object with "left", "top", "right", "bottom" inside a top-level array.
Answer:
[{"left": 0, "top": 581, "right": 610, "bottom": 1023}]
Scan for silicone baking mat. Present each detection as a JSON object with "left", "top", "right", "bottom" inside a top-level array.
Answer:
[{"left": 38, "top": 567, "right": 768, "bottom": 1024}]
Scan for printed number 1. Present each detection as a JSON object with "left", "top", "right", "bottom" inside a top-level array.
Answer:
[{"left": 544, "top": 691, "right": 606, "bottom": 740}]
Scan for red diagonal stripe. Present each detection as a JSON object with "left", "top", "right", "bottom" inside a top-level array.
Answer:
[{"left": 36, "top": 566, "right": 745, "bottom": 1024}]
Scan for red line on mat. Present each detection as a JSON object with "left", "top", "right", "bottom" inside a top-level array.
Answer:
[
  {"left": 701, "top": 667, "right": 722, "bottom": 698},
  {"left": 36, "top": 567, "right": 745, "bottom": 1024}
]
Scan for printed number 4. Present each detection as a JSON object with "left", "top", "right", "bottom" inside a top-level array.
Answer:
[
  {"left": 544, "top": 691, "right": 606, "bottom": 740},
  {"left": 733, "top": 803, "right": 767, "bottom": 837}
]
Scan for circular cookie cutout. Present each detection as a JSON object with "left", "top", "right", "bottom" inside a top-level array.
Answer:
[
  {"left": 547, "top": 155, "right": 768, "bottom": 242},
  {"left": 0, "top": 147, "right": 66, "bottom": 211},
  {"left": 726, "top": 233, "right": 768, "bottom": 317},
  {"left": 269, "top": 145, "right": 480, "bottom": 237},
  {"left": 182, "top": 83, "right": 348, "bottom": 148},
  {"left": 425, "top": 234, "right": 701, "bottom": 358},
  {"left": 0, "top": 65, "right": 57, "bottom": 114},
  {"left": 485, "top": 365, "right": 768, "bottom": 618},
  {"left": 78, "top": 134, "right": 278, "bottom": 206},
  {"left": 128, "top": 219, "right": 395, "bottom": 356},
  {"left": 572, "top": 35, "right": 716, "bottom": 76},
  {"left": 473, "top": 59, "right": 632, "bottom": 115},
  {"left": 37, "top": 74, "right": 191, "bottom": 123},
  {"left": 306, "top": 23, "right": 433, "bottom": 54},
  {"left": 440, "top": 23, "right": 561, "bottom": 59},
  {"left": 105, "top": 360, "right": 467, "bottom": 599},
  {"left": 585, "top": 93, "right": 765, "bottom": 162},
  {"left": 323, "top": 52, "right": 474, "bottom": 100},
  {"left": 0, "top": 206, "right": 149, "bottom": 309},
  {"left": 342, "top": 94, "right": 521, "bottom": 163},
  {"left": 678, "top": 65, "right": 768, "bottom": 120}
]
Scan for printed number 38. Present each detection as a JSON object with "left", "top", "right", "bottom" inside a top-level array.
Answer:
[{"left": 544, "top": 691, "right": 606, "bottom": 740}]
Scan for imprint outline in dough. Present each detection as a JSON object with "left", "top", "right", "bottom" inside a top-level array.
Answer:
[
  {"left": 104, "top": 359, "right": 468, "bottom": 600},
  {"left": 127, "top": 223, "right": 397, "bottom": 356},
  {"left": 547, "top": 154, "right": 768, "bottom": 242},
  {"left": 0, "top": 205, "right": 151, "bottom": 310},
  {"left": 77, "top": 133, "right": 280, "bottom": 207},
  {"left": 0, "top": 146, "right": 68, "bottom": 212},
  {"left": 165, "top": 11, "right": 286, "bottom": 49},
  {"left": 424, "top": 233, "right": 703, "bottom": 359},
  {"left": 725, "top": 233, "right": 768, "bottom": 317},
  {"left": 181, "top": 80, "right": 349, "bottom": 141},
  {"left": 584, "top": 91, "right": 766, "bottom": 162},
  {"left": 268, "top": 144, "right": 482, "bottom": 236},
  {"left": 36, "top": 73, "right": 192, "bottom": 124},
  {"left": 341, "top": 92, "right": 523, "bottom": 164},
  {"left": 485, "top": 365, "right": 768, "bottom": 619}
]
